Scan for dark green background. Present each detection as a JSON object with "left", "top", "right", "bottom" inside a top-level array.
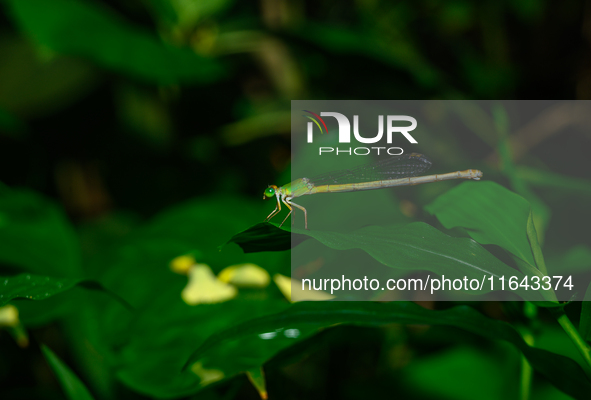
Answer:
[{"left": 1, "top": 1, "right": 591, "bottom": 400}]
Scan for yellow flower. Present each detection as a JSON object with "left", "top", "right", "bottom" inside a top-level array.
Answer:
[
  {"left": 0, "top": 305, "right": 28, "bottom": 347},
  {"left": 0, "top": 305, "right": 19, "bottom": 327},
  {"left": 181, "top": 264, "right": 237, "bottom": 305},
  {"left": 273, "top": 274, "right": 335, "bottom": 302},
  {"left": 218, "top": 263, "right": 270, "bottom": 288},
  {"left": 170, "top": 255, "right": 197, "bottom": 275}
]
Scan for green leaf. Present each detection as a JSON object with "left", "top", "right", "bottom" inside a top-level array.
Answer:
[
  {"left": 41, "top": 344, "right": 95, "bottom": 400},
  {"left": 230, "top": 221, "right": 548, "bottom": 301},
  {"left": 185, "top": 301, "right": 591, "bottom": 400},
  {"left": 0, "top": 273, "right": 81, "bottom": 306},
  {"left": 0, "top": 187, "right": 80, "bottom": 277},
  {"left": 5, "top": 0, "right": 226, "bottom": 85},
  {"left": 246, "top": 367, "right": 267, "bottom": 400},
  {"left": 227, "top": 223, "right": 307, "bottom": 253},
  {"left": 15, "top": 288, "right": 88, "bottom": 327},
  {"left": 115, "top": 290, "right": 290, "bottom": 398},
  {"left": 425, "top": 181, "right": 536, "bottom": 266},
  {"left": 304, "top": 222, "right": 543, "bottom": 298},
  {"left": 0, "top": 273, "right": 133, "bottom": 310},
  {"left": 299, "top": 222, "right": 520, "bottom": 278}
]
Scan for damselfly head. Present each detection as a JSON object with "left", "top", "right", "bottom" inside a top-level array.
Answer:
[{"left": 263, "top": 186, "right": 277, "bottom": 200}]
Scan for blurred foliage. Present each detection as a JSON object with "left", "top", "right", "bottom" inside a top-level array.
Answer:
[
  {"left": 41, "top": 344, "right": 96, "bottom": 400},
  {"left": 1, "top": 1, "right": 591, "bottom": 400}
]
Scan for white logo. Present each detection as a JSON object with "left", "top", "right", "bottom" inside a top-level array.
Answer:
[{"left": 307, "top": 112, "right": 418, "bottom": 144}]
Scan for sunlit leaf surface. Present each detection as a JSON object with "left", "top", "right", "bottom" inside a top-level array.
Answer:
[
  {"left": 229, "top": 221, "right": 544, "bottom": 301},
  {"left": 426, "top": 181, "right": 535, "bottom": 266}
]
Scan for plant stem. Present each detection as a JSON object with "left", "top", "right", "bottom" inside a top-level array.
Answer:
[
  {"left": 526, "top": 211, "right": 548, "bottom": 277},
  {"left": 553, "top": 309, "right": 591, "bottom": 379},
  {"left": 520, "top": 330, "right": 534, "bottom": 400}
]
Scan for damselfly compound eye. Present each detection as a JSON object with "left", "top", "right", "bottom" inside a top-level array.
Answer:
[{"left": 264, "top": 187, "right": 275, "bottom": 198}]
